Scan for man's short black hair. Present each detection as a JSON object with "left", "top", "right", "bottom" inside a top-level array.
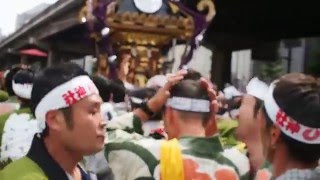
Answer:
[
  {"left": 13, "top": 69, "right": 34, "bottom": 84},
  {"left": 169, "top": 78, "right": 210, "bottom": 125},
  {"left": 91, "top": 75, "right": 112, "bottom": 102},
  {"left": 110, "top": 79, "right": 126, "bottom": 103},
  {"left": 262, "top": 73, "right": 320, "bottom": 164},
  {"left": 31, "top": 63, "right": 88, "bottom": 136},
  {"left": 12, "top": 68, "right": 35, "bottom": 105},
  {"left": 31, "top": 63, "right": 88, "bottom": 114},
  {"left": 183, "top": 68, "right": 202, "bottom": 80}
]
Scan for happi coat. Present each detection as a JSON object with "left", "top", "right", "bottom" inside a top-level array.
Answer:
[{"left": 105, "top": 112, "right": 250, "bottom": 180}]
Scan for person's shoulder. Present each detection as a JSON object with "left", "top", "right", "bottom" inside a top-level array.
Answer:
[
  {"left": 105, "top": 132, "right": 162, "bottom": 164},
  {"left": 0, "top": 112, "right": 13, "bottom": 143},
  {"left": 106, "top": 130, "right": 162, "bottom": 153},
  {"left": 1, "top": 157, "right": 47, "bottom": 180},
  {"left": 0, "top": 111, "right": 11, "bottom": 124},
  {"left": 15, "top": 107, "right": 32, "bottom": 115},
  {"left": 0, "top": 107, "right": 32, "bottom": 124}
]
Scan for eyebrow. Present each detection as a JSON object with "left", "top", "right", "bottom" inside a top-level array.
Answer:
[{"left": 88, "top": 101, "right": 102, "bottom": 108}]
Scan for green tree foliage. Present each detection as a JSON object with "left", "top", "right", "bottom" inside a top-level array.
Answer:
[
  {"left": 0, "top": 90, "right": 9, "bottom": 102},
  {"left": 259, "top": 60, "right": 284, "bottom": 83},
  {"left": 307, "top": 59, "right": 320, "bottom": 77}
]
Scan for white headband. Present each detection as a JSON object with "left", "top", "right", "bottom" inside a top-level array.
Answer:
[
  {"left": 35, "top": 75, "right": 99, "bottom": 131},
  {"left": 166, "top": 97, "right": 210, "bottom": 112},
  {"left": 223, "top": 86, "right": 242, "bottom": 100},
  {"left": 246, "top": 77, "right": 269, "bottom": 100},
  {"left": 12, "top": 81, "right": 33, "bottom": 99},
  {"left": 130, "top": 97, "right": 143, "bottom": 104},
  {"left": 264, "top": 83, "right": 320, "bottom": 144}
]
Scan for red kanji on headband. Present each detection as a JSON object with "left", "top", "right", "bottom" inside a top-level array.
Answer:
[
  {"left": 303, "top": 129, "right": 320, "bottom": 141},
  {"left": 276, "top": 110, "right": 301, "bottom": 134},
  {"left": 63, "top": 91, "right": 77, "bottom": 105},
  {"left": 62, "top": 86, "right": 88, "bottom": 105},
  {"left": 286, "top": 120, "right": 301, "bottom": 134},
  {"left": 75, "top": 86, "right": 87, "bottom": 99},
  {"left": 276, "top": 111, "right": 287, "bottom": 127}
]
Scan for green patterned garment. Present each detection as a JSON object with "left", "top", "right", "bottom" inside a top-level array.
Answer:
[{"left": 105, "top": 113, "right": 250, "bottom": 180}]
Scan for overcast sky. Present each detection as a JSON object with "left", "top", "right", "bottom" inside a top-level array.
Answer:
[{"left": 0, "top": 0, "right": 58, "bottom": 36}]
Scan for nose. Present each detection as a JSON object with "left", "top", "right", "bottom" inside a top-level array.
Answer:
[{"left": 100, "top": 119, "right": 107, "bottom": 129}]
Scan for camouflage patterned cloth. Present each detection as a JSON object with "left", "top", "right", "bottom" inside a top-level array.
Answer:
[{"left": 104, "top": 113, "right": 250, "bottom": 180}]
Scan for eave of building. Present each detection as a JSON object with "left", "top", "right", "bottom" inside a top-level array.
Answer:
[{"left": 0, "top": 0, "right": 85, "bottom": 55}]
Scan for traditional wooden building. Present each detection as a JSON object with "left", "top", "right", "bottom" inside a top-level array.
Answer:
[{"left": 0, "top": 0, "right": 92, "bottom": 69}]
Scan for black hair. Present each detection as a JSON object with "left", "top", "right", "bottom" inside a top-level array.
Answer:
[
  {"left": 110, "top": 79, "right": 126, "bottom": 103},
  {"left": 262, "top": 73, "right": 320, "bottom": 164},
  {"left": 183, "top": 68, "right": 202, "bottom": 80},
  {"left": 12, "top": 69, "right": 34, "bottom": 84},
  {"left": 274, "top": 74, "right": 320, "bottom": 128},
  {"left": 12, "top": 68, "right": 35, "bottom": 106},
  {"left": 169, "top": 78, "right": 210, "bottom": 125},
  {"left": 31, "top": 63, "right": 88, "bottom": 137},
  {"left": 91, "top": 75, "right": 112, "bottom": 102}
]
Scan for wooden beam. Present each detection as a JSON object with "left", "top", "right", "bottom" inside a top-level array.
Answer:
[{"left": 108, "top": 22, "right": 192, "bottom": 39}]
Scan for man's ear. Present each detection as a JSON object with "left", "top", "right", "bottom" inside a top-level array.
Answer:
[
  {"left": 205, "top": 117, "right": 218, "bottom": 137},
  {"left": 270, "top": 125, "right": 281, "bottom": 146},
  {"left": 45, "top": 110, "right": 64, "bottom": 132}
]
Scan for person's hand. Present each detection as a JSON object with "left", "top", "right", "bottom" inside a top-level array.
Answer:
[
  {"left": 133, "top": 69, "right": 187, "bottom": 122},
  {"left": 147, "top": 69, "right": 188, "bottom": 112},
  {"left": 199, "top": 77, "right": 219, "bottom": 136}
]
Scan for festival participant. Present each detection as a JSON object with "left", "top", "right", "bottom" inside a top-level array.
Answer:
[
  {"left": 0, "top": 68, "right": 37, "bottom": 168},
  {"left": 1, "top": 63, "right": 106, "bottom": 179},
  {"left": 0, "top": 66, "right": 24, "bottom": 115},
  {"left": 91, "top": 75, "right": 117, "bottom": 121},
  {"left": 257, "top": 73, "right": 320, "bottom": 179},
  {"left": 235, "top": 77, "right": 270, "bottom": 176},
  {"left": 105, "top": 70, "right": 250, "bottom": 180}
]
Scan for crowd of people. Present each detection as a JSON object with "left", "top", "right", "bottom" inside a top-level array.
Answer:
[{"left": 0, "top": 61, "right": 318, "bottom": 180}]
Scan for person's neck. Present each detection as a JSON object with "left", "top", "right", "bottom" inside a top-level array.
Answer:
[
  {"left": 246, "top": 139, "right": 265, "bottom": 171},
  {"left": 272, "top": 146, "right": 318, "bottom": 178},
  {"left": 44, "top": 136, "right": 82, "bottom": 175},
  {"left": 177, "top": 120, "right": 205, "bottom": 138}
]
